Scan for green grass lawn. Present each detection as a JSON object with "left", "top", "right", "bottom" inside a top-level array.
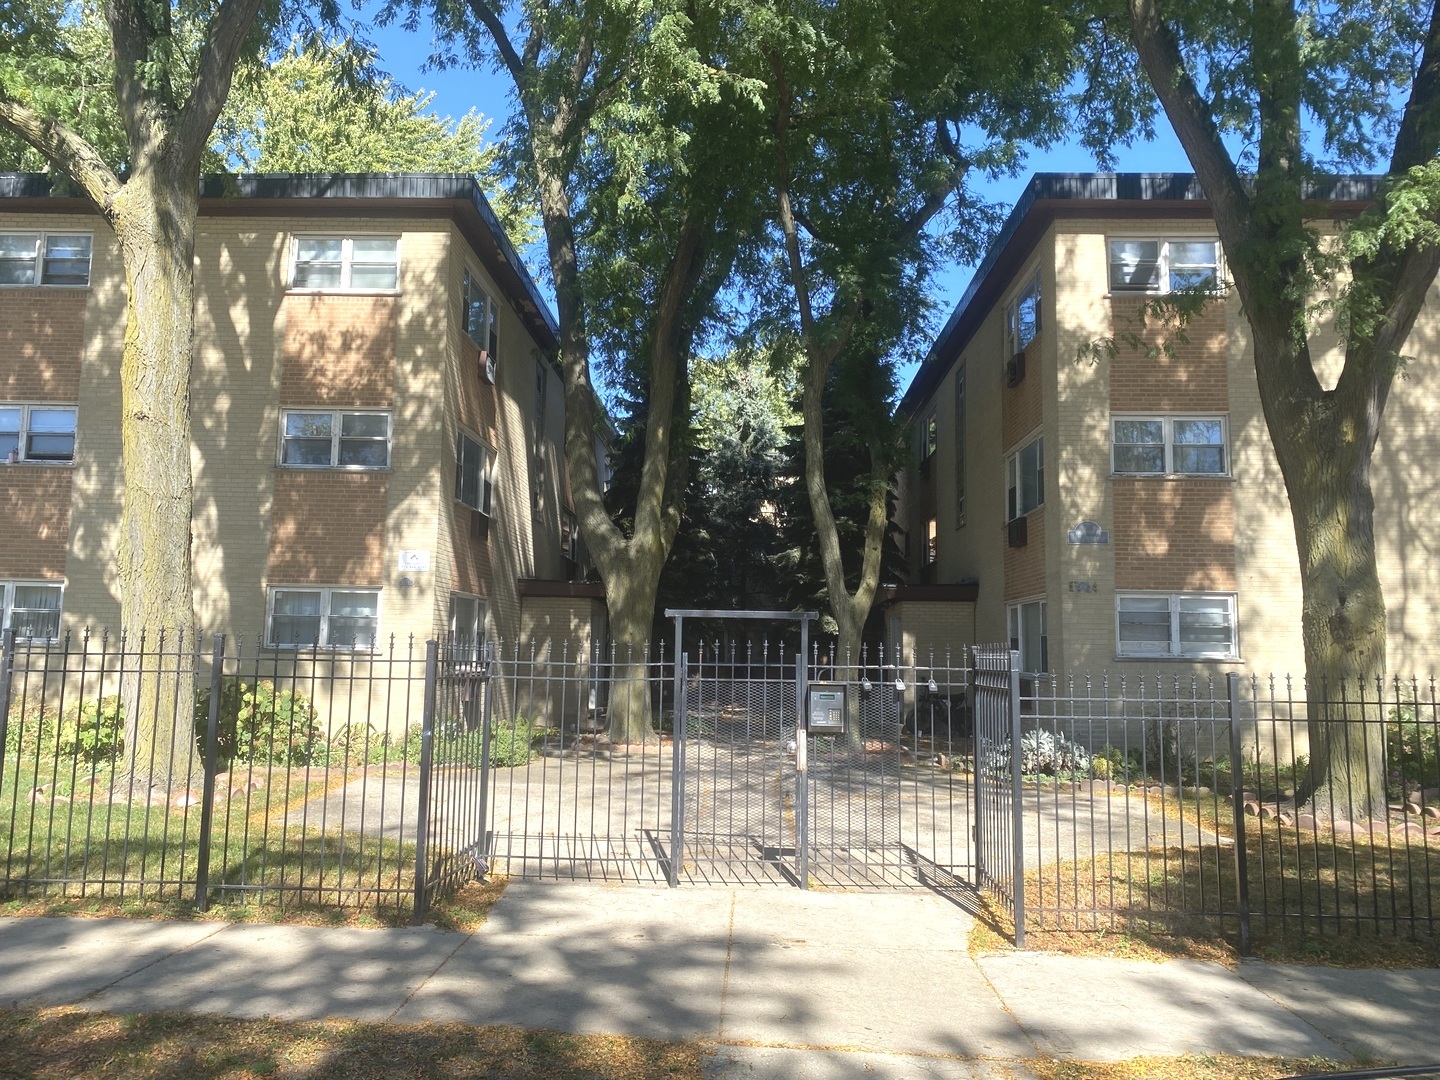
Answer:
[{"left": 1, "top": 755, "right": 418, "bottom": 911}]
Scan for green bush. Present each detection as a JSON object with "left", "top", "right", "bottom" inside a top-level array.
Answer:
[
  {"left": 195, "top": 679, "right": 321, "bottom": 766},
  {"left": 4, "top": 700, "right": 57, "bottom": 757},
  {"left": 489, "top": 717, "right": 535, "bottom": 768},
  {"left": 55, "top": 696, "right": 125, "bottom": 764},
  {"left": 1387, "top": 705, "right": 1440, "bottom": 800}
]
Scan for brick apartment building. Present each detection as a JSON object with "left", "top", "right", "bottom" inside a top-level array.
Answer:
[
  {"left": 0, "top": 173, "right": 606, "bottom": 658},
  {"left": 893, "top": 173, "right": 1440, "bottom": 678}
]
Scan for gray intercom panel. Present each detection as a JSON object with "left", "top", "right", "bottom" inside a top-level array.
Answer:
[{"left": 806, "top": 682, "right": 847, "bottom": 734}]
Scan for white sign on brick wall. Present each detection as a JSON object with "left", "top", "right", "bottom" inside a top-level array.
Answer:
[{"left": 398, "top": 549, "right": 432, "bottom": 572}]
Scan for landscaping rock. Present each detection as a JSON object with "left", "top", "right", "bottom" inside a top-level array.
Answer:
[
  {"left": 172, "top": 791, "right": 201, "bottom": 809},
  {"left": 1424, "top": 786, "right": 1440, "bottom": 804},
  {"left": 1424, "top": 806, "right": 1440, "bottom": 819},
  {"left": 1260, "top": 805, "right": 1278, "bottom": 821},
  {"left": 1278, "top": 812, "right": 1294, "bottom": 826},
  {"left": 1244, "top": 800, "right": 1261, "bottom": 816},
  {"left": 1296, "top": 813, "right": 1319, "bottom": 830},
  {"left": 1241, "top": 790, "right": 1260, "bottom": 803},
  {"left": 28, "top": 787, "right": 45, "bottom": 803},
  {"left": 1407, "top": 801, "right": 1424, "bottom": 816}
]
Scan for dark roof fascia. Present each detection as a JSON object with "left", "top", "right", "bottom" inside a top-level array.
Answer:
[
  {"left": 0, "top": 172, "right": 559, "bottom": 352},
  {"left": 898, "top": 172, "right": 1381, "bottom": 417},
  {"left": 877, "top": 582, "right": 980, "bottom": 606}
]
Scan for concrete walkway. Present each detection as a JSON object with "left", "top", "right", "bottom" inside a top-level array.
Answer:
[{"left": 1, "top": 882, "right": 1436, "bottom": 1078}]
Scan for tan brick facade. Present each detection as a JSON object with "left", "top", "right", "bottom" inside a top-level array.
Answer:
[
  {"left": 267, "top": 471, "right": 388, "bottom": 585},
  {"left": 0, "top": 291, "right": 85, "bottom": 400},
  {"left": 0, "top": 468, "right": 70, "bottom": 578},
  {"left": 1109, "top": 294, "right": 1228, "bottom": 412},
  {"left": 1111, "top": 478, "right": 1236, "bottom": 591},
  {"left": 280, "top": 294, "right": 396, "bottom": 406}
]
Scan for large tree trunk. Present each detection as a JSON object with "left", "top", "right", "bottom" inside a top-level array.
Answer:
[
  {"left": 110, "top": 164, "right": 200, "bottom": 791},
  {"left": 602, "top": 553, "right": 666, "bottom": 744},
  {"left": 1280, "top": 402, "right": 1389, "bottom": 822}
]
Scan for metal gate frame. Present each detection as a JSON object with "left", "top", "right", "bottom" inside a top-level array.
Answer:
[
  {"left": 666, "top": 609, "right": 817, "bottom": 889},
  {"left": 971, "top": 645, "right": 1025, "bottom": 945}
]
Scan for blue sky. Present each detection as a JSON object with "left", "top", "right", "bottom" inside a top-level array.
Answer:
[{"left": 363, "top": 18, "right": 1195, "bottom": 394}]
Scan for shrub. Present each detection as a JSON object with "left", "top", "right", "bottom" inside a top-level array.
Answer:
[
  {"left": 489, "top": 717, "right": 534, "bottom": 768},
  {"left": 4, "top": 700, "right": 57, "bottom": 757},
  {"left": 55, "top": 696, "right": 125, "bottom": 764},
  {"left": 991, "top": 729, "right": 1091, "bottom": 780},
  {"left": 195, "top": 679, "right": 321, "bottom": 766},
  {"left": 1387, "top": 705, "right": 1440, "bottom": 800}
]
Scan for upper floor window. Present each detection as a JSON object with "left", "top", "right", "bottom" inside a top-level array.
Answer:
[
  {"left": 279, "top": 410, "right": 390, "bottom": 469},
  {"left": 1109, "top": 238, "right": 1221, "bottom": 293},
  {"left": 925, "top": 518, "right": 938, "bottom": 565},
  {"left": 462, "top": 267, "right": 499, "bottom": 356},
  {"left": 0, "top": 404, "right": 76, "bottom": 464},
  {"left": 2, "top": 581, "right": 62, "bottom": 642},
  {"left": 1006, "top": 434, "right": 1044, "bottom": 521},
  {"left": 1112, "top": 416, "right": 1227, "bottom": 476},
  {"left": 0, "top": 232, "right": 92, "bottom": 287},
  {"left": 1005, "top": 270, "right": 1041, "bottom": 355},
  {"left": 561, "top": 508, "right": 578, "bottom": 561},
  {"left": 455, "top": 431, "right": 496, "bottom": 515},
  {"left": 267, "top": 586, "right": 380, "bottom": 650},
  {"left": 1117, "top": 593, "right": 1237, "bottom": 659},
  {"left": 290, "top": 235, "right": 399, "bottom": 291},
  {"left": 449, "top": 593, "right": 488, "bottom": 662},
  {"left": 919, "top": 412, "right": 937, "bottom": 462}
]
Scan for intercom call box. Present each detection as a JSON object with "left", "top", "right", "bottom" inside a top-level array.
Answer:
[{"left": 805, "top": 683, "right": 847, "bottom": 734}]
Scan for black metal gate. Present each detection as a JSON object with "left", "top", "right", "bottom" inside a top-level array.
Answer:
[{"left": 972, "top": 645, "right": 1025, "bottom": 945}]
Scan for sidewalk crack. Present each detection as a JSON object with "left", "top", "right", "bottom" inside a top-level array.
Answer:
[
  {"left": 385, "top": 930, "right": 476, "bottom": 1023},
  {"left": 716, "top": 892, "right": 737, "bottom": 1040},
  {"left": 75, "top": 921, "right": 230, "bottom": 1005}
]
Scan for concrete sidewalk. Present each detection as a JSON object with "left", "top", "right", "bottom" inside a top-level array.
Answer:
[{"left": 1, "top": 882, "right": 1436, "bottom": 1078}]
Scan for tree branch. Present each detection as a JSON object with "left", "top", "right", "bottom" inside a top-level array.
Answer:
[
  {"left": 0, "top": 95, "right": 122, "bottom": 213},
  {"left": 174, "top": 0, "right": 268, "bottom": 157},
  {"left": 1390, "top": 0, "right": 1440, "bottom": 174},
  {"left": 465, "top": 0, "right": 526, "bottom": 86}
]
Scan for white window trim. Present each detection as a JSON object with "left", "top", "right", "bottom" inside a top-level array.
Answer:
[
  {"left": 0, "top": 402, "right": 78, "bottom": 465},
  {"left": 455, "top": 429, "right": 497, "bottom": 515},
  {"left": 1005, "top": 431, "right": 1044, "bottom": 522},
  {"left": 1004, "top": 268, "right": 1042, "bottom": 355},
  {"left": 288, "top": 234, "right": 401, "bottom": 293},
  {"left": 1, "top": 580, "right": 64, "bottom": 643},
  {"left": 1111, "top": 415, "right": 1229, "bottom": 477},
  {"left": 560, "top": 508, "right": 578, "bottom": 561},
  {"left": 1107, "top": 236, "right": 1223, "bottom": 295},
  {"left": 265, "top": 586, "right": 382, "bottom": 651},
  {"left": 1007, "top": 597, "right": 1048, "bottom": 675},
  {"left": 276, "top": 409, "right": 392, "bottom": 470},
  {"left": 0, "top": 231, "right": 93, "bottom": 288},
  {"left": 448, "top": 592, "right": 489, "bottom": 663},
  {"left": 1115, "top": 592, "right": 1239, "bottom": 660}
]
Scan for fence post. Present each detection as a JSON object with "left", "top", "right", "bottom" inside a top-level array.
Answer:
[
  {"left": 0, "top": 628, "right": 15, "bottom": 798},
  {"left": 412, "top": 640, "right": 439, "bottom": 925},
  {"left": 669, "top": 617, "right": 685, "bottom": 888},
  {"left": 1227, "top": 672, "right": 1252, "bottom": 955},
  {"left": 193, "top": 634, "right": 226, "bottom": 911},
  {"left": 474, "top": 649, "right": 494, "bottom": 880},
  {"left": 796, "top": 619, "right": 810, "bottom": 891},
  {"left": 969, "top": 647, "right": 982, "bottom": 881},
  {"left": 1009, "top": 649, "right": 1026, "bottom": 948}
]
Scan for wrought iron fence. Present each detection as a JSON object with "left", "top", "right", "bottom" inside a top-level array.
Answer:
[{"left": 0, "top": 629, "right": 487, "bottom": 920}]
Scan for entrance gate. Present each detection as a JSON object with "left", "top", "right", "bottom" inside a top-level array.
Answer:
[{"left": 470, "top": 612, "right": 1022, "bottom": 932}]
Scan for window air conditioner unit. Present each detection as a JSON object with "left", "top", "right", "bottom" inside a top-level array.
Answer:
[
  {"left": 470, "top": 508, "right": 489, "bottom": 539},
  {"left": 1006, "top": 351, "right": 1026, "bottom": 388},
  {"left": 1007, "top": 516, "right": 1028, "bottom": 548},
  {"left": 479, "top": 349, "right": 496, "bottom": 384}
]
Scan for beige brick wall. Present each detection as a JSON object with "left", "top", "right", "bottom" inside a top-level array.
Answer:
[
  {"left": 0, "top": 468, "right": 71, "bottom": 578},
  {"left": 267, "top": 471, "right": 388, "bottom": 585},
  {"left": 0, "top": 291, "right": 85, "bottom": 399},
  {"left": 280, "top": 294, "right": 397, "bottom": 406},
  {"left": 1112, "top": 478, "right": 1236, "bottom": 591},
  {"left": 1109, "top": 294, "right": 1228, "bottom": 411}
]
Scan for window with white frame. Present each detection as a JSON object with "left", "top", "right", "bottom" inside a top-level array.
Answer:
[
  {"left": 1117, "top": 593, "right": 1237, "bottom": 659},
  {"left": 1008, "top": 599, "right": 1048, "bottom": 674},
  {"left": 267, "top": 587, "right": 380, "bottom": 649},
  {"left": 279, "top": 410, "right": 390, "bottom": 468},
  {"left": 290, "top": 235, "right": 399, "bottom": 290},
  {"left": 561, "top": 508, "right": 578, "bottom": 561},
  {"left": 462, "top": 267, "right": 499, "bottom": 355},
  {"left": 455, "top": 431, "right": 496, "bottom": 514},
  {"left": 1108, "top": 238, "right": 1221, "bottom": 293},
  {"left": 1005, "top": 270, "right": 1041, "bottom": 355},
  {"left": 1112, "top": 416, "right": 1227, "bottom": 476},
  {"left": 448, "top": 593, "right": 488, "bottom": 661},
  {"left": 2, "top": 581, "right": 62, "bottom": 641},
  {"left": 0, "top": 232, "right": 92, "bottom": 286},
  {"left": 0, "top": 404, "right": 77, "bottom": 463},
  {"left": 1006, "top": 434, "right": 1044, "bottom": 521}
]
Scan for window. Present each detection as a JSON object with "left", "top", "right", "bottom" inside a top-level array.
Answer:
[
  {"left": 953, "top": 363, "right": 966, "bottom": 528},
  {"left": 2, "top": 581, "right": 62, "bottom": 641},
  {"left": 279, "top": 410, "right": 390, "bottom": 468},
  {"left": 561, "top": 509, "right": 578, "bottom": 561},
  {"left": 462, "top": 267, "right": 499, "bottom": 356},
  {"left": 926, "top": 518, "right": 938, "bottom": 565},
  {"left": 1005, "top": 270, "right": 1041, "bottom": 355},
  {"left": 0, "top": 232, "right": 92, "bottom": 286},
  {"left": 1109, "top": 238, "right": 1220, "bottom": 293},
  {"left": 919, "top": 413, "right": 937, "bottom": 462},
  {"left": 267, "top": 587, "right": 380, "bottom": 649},
  {"left": 1112, "top": 416, "right": 1227, "bottom": 476},
  {"left": 455, "top": 431, "right": 496, "bottom": 514},
  {"left": 290, "top": 235, "right": 399, "bottom": 290},
  {"left": 1007, "top": 599, "right": 1048, "bottom": 674},
  {"left": 1006, "top": 435, "right": 1044, "bottom": 520},
  {"left": 535, "top": 356, "right": 548, "bottom": 437},
  {"left": 449, "top": 593, "right": 488, "bottom": 662},
  {"left": 0, "top": 404, "right": 77, "bottom": 463},
  {"left": 1117, "top": 593, "right": 1238, "bottom": 659}
]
